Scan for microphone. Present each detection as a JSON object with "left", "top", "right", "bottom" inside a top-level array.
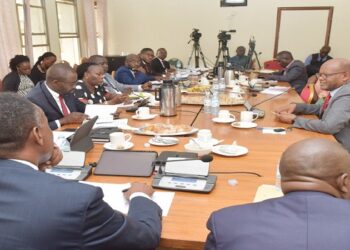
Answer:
[
  {"left": 155, "top": 154, "right": 213, "bottom": 174},
  {"left": 252, "top": 87, "right": 294, "bottom": 108}
]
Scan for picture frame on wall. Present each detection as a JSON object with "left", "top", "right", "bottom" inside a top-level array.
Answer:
[{"left": 221, "top": 0, "right": 247, "bottom": 7}]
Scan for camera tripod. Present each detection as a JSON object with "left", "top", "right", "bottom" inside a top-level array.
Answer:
[
  {"left": 214, "top": 39, "right": 230, "bottom": 69},
  {"left": 245, "top": 38, "right": 262, "bottom": 70},
  {"left": 187, "top": 40, "right": 207, "bottom": 68}
]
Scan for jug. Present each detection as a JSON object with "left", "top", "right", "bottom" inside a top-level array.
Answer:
[
  {"left": 174, "top": 83, "right": 181, "bottom": 107},
  {"left": 224, "top": 69, "right": 235, "bottom": 86},
  {"left": 155, "top": 80, "right": 177, "bottom": 116}
]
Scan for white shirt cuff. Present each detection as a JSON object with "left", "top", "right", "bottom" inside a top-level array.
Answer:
[
  {"left": 129, "top": 192, "right": 151, "bottom": 201},
  {"left": 137, "top": 85, "right": 143, "bottom": 92},
  {"left": 55, "top": 120, "right": 61, "bottom": 128}
]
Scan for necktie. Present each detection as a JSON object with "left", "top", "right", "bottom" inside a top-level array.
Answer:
[
  {"left": 58, "top": 95, "right": 69, "bottom": 116},
  {"left": 321, "top": 93, "right": 331, "bottom": 113}
]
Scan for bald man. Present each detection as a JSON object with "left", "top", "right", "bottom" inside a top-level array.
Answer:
[
  {"left": 274, "top": 58, "right": 350, "bottom": 152},
  {"left": 206, "top": 138, "right": 350, "bottom": 250},
  {"left": 114, "top": 54, "right": 153, "bottom": 87},
  {"left": 27, "top": 63, "right": 87, "bottom": 130}
]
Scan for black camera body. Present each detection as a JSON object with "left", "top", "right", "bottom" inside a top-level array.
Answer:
[
  {"left": 217, "top": 30, "right": 236, "bottom": 41},
  {"left": 190, "top": 28, "right": 202, "bottom": 41}
]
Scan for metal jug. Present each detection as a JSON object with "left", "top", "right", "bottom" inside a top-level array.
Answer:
[
  {"left": 174, "top": 83, "right": 181, "bottom": 107},
  {"left": 224, "top": 69, "right": 235, "bottom": 86},
  {"left": 155, "top": 80, "right": 177, "bottom": 116}
]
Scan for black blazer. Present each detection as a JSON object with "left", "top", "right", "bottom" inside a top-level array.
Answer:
[
  {"left": 26, "top": 81, "right": 86, "bottom": 130},
  {"left": 151, "top": 58, "right": 170, "bottom": 75},
  {"left": 0, "top": 159, "right": 162, "bottom": 250},
  {"left": 2, "top": 71, "right": 21, "bottom": 92}
]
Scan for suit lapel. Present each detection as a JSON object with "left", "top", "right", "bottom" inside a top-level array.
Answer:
[{"left": 40, "top": 83, "right": 63, "bottom": 115}]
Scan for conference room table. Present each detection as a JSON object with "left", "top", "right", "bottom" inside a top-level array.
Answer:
[{"left": 83, "top": 85, "right": 331, "bottom": 249}]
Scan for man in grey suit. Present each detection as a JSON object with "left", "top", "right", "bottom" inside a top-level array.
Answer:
[
  {"left": 205, "top": 138, "right": 350, "bottom": 250},
  {"left": 275, "top": 58, "right": 350, "bottom": 152},
  {"left": 0, "top": 93, "right": 162, "bottom": 250},
  {"left": 263, "top": 51, "right": 308, "bottom": 94}
]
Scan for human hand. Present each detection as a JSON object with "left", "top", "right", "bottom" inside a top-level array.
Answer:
[
  {"left": 141, "top": 82, "right": 152, "bottom": 90},
  {"left": 123, "top": 182, "right": 154, "bottom": 201},
  {"left": 60, "top": 112, "right": 88, "bottom": 126},
  {"left": 122, "top": 87, "right": 132, "bottom": 95},
  {"left": 38, "top": 144, "right": 63, "bottom": 171},
  {"left": 275, "top": 112, "right": 297, "bottom": 124},
  {"left": 274, "top": 103, "right": 296, "bottom": 114},
  {"left": 108, "top": 94, "right": 129, "bottom": 104}
]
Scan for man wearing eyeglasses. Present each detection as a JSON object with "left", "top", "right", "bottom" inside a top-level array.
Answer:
[{"left": 274, "top": 58, "right": 350, "bottom": 152}]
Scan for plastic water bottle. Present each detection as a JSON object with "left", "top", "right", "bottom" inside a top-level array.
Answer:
[
  {"left": 57, "top": 135, "right": 71, "bottom": 152},
  {"left": 203, "top": 91, "right": 212, "bottom": 114},
  {"left": 212, "top": 79, "right": 219, "bottom": 91},
  {"left": 211, "top": 91, "right": 220, "bottom": 115},
  {"left": 218, "top": 77, "right": 225, "bottom": 91}
]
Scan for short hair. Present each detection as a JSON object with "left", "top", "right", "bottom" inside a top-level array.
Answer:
[
  {"left": 76, "top": 62, "right": 98, "bottom": 80},
  {"left": 277, "top": 51, "right": 293, "bottom": 60},
  {"left": 89, "top": 55, "right": 105, "bottom": 64},
  {"left": 46, "top": 63, "right": 76, "bottom": 83},
  {"left": 0, "top": 93, "right": 40, "bottom": 153},
  {"left": 34, "top": 52, "right": 56, "bottom": 66},
  {"left": 140, "top": 48, "right": 154, "bottom": 54},
  {"left": 9, "top": 55, "right": 30, "bottom": 72}
]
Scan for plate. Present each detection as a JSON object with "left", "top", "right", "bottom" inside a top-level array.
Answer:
[
  {"left": 212, "top": 145, "right": 248, "bottom": 157},
  {"left": 135, "top": 127, "right": 199, "bottom": 136},
  {"left": 190, "top": 137, "right": 222, "bottom": 146},
  {"left": 148, "top": 137, "right": 179, "bottom": 146},
  {"left": 212, "top": 117, "right": 235, "bottom": 124},
  {"left": 231, "top": 122, "right": 257, "bottom": 129},
  {"left": 103, "top": 141, "right": 134, "bottom": 150},
  {"left": 131, "top": 114, "right": 158, "bottom": 120}
]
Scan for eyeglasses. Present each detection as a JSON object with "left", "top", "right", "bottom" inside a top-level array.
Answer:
[{"left": 316, "top": 72, "right": 345, "bottom": 79}]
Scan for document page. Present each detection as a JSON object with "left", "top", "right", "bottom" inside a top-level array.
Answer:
[{"left": 81, "top": 182, "right": 175, "bottom": 216}]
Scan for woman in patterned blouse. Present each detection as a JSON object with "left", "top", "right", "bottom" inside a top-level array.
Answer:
[
  {"left": 74, "top": 62, "right": 129, "bottom": 105},
  {"left": 2, "top": 55, "right": 34, "bottom": 97}
]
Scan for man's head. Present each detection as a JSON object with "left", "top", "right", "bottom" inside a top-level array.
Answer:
[
  {"left": 0, "top": 93, "right": 53, "bottom": 166},
  {"left": 46, "top": 63, "right": 78, "bottom": 96},
  {"left": 89, "top": 55, "right": 109, "bottom": 74},
  {"left": 280, "top": 138, "right": 350, "bottom": 199},
  {"left": 236, "top": 46, "right": 246, "bottom": 57},
  {"left": 156, "top": 48, "right": 167, "bottom": 60},
  {"left": 320, "top": 45, "right": 331, "bottom": 58},
  {"left": 317, "top": 58, "right": 350, "bottom": 91},
  {"left": 125, "top": 54, "right": 141, "bottom": 69},
  {"left": 276, "top": 51, "right": 294, "bottom": 67},
  {"left": 139, "top": 48, "right": 154, "bottom": 63}
]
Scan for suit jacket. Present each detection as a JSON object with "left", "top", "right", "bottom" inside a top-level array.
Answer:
[
  {"left": 205, "top": 191, "right": 350, "bottom": 250},
  {"left": 26, "top": 81, "right": 86, "bottom": 130},
  {"left": 151, "top": 57, "right": 170, "bottom": 75},
  {"left": 267, "top": 60, "right": 308, "bottom": 94},
  {"left": 115, "top": 66, "right": 153, "bottom": 85},
  {"left": 0, "top": 159, "right": 162, "bottom": 250},
  {"left": 293, "top": 83, "right": 350, "bottom": 152}
]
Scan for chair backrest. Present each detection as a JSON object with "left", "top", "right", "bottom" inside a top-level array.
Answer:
[{"left": 263, "top": 59, "right": 284, "bottom": 70}]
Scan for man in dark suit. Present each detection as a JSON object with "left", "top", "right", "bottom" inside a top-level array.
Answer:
[
  {"left": 305, "top": 45, "right": 332, "bottom": 77},
  {"left": 27, "top": 63, "right": 87, "bottom": 130},
  {"left": 274, "top": 58, "right": 350, "bottom": 152},
  {"left": 205, "top": 138, "right": 350, "bottom": 250},
  {"left": 0, "top": 93, "right": 162, "bottom": 250},
  {"left": 151, "top": 48, "right": 174, "bottom": 75},
  {"left": 264, "top": 51, "right": 308, "bottom": 94}
]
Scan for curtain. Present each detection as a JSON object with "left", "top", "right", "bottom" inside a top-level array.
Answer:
[
  {"left": 95, "top": 0, "right": 108, "bottom": 55},
  {"left": 23, "top": 0, "right": 33, "bottom": 64},
  {"left": 0, "top": 0, "right": 22, "bottom": 78},
  {"left": 81, "top": 0, "right": 97, "bottom": 56}
]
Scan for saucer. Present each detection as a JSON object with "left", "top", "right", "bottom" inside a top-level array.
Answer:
[
  {"left": 192, "top": 138, "right": 222, "bottom": 146},
  {"left": 149, "top": 137, "right": 179, "bottom": 146},
  {"left": 104, "top": 141, "right": 134, "bottom": 150},
  {"left": 212, "top": 145, "right": 248, "bottom": 157},
  {"left": 231, "top": 121, "right": 257, "bottom": 129},
  {"left": 212, "top": 117, "right": 235, "bottom": 124},
  {"left": 131, "top": 114, "right": 157, "bottom": 120}
]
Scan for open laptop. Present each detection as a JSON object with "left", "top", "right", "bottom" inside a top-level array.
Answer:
[{"left": 68, "top": 116, "right": 98, "bottom": 152}]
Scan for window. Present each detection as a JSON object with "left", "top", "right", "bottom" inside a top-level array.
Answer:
[
  {"left": 56, "top": 0, "right": 80, "bottom": 65},
  {"left": 16, "top": 0, "right": 50, "bottom": 61}
]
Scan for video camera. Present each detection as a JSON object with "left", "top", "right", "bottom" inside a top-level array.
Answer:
[
  {"left": 217, "top": 30, "right": 236, "bottom": 41},
  {"left": 190, "top": 28, "right": 202, "bottom": 41}
]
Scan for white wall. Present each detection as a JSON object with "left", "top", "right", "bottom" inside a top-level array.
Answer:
[{"left": 107, "top": 0, "right": 349, "bottom": 67}]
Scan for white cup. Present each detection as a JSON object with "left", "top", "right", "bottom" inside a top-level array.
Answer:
[
  {"left": 136, "top": 107, "right": 150, "bottom": 118},
  {"left": 110, "top": 132, "right": 132, "bottom": 149},
  {"left": 240, "top": 111, "right": 258, "bottom": 123},
  {"left": 197, "top": 129, "right": 212, "bottom": 143},
  {"left": 218, "top": 110, "right": 235, "bottom": 120}
]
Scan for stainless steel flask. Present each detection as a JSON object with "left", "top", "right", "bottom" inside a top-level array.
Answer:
[{"left": 155, "top": 80, "right": 177, "bottom": 116}]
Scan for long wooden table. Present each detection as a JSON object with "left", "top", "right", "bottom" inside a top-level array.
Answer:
[{"left": 84, "top": 86, "right": 331, "bottom": 249}]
